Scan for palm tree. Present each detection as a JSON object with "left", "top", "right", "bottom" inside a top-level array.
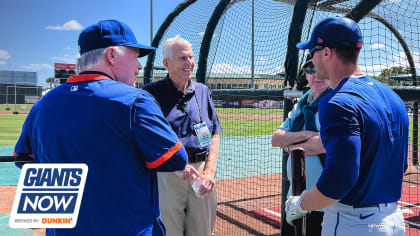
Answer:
[{"left": 46, "top": 77, "right": 55, "bottom": 88}]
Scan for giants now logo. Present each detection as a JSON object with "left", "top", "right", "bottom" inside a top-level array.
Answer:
[{"left": 9, "top": 164, "right": 88, "bottom": 228}]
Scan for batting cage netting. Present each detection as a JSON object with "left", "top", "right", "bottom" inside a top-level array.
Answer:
[{"left": 144, "top": 0, "right": 419, "bottom": 235}]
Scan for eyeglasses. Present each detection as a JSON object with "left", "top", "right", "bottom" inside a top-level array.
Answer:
[
  {"left": 310, "top": 46, "right": 325, "bottom": 54},
  {"left": 304, "top": 67, "right": 316, "bottom": 75}
]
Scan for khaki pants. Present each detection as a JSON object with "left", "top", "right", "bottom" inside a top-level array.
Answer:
[{"left": 158, "top": 161, "right": 217, "bottom": 236}]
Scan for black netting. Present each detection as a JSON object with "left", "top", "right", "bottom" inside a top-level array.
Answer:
[
  {"left": 206, "top": 0, "right": 293, "bottom": 89},
  {"left": 149, "top": 0, "right": 419, "bottom": 235},
  {"left": 150, "top": 0, "right": 219, "bottom": 80}
]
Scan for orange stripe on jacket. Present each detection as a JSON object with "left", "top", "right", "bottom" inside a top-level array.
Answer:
[
  {"left": 67, "top": 74, "right": 111, "bottom": 83},
  {"left": 146, "top": 141, "right": 182, "bottom": 169},
  {"left": 13, "top": 151, "right": 33, "bottom": 158}
]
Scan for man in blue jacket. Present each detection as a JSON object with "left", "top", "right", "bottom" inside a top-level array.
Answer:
[
  {"left": 285, "top": 17, "right": 408, "bottom": 236},
  {"left": 14, "top": 20, "right": 188, "bottom": 236}
]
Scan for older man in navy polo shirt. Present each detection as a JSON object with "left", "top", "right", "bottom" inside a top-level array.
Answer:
[{"left": 143, "top": 36, "right": 222, "bottom": 236}]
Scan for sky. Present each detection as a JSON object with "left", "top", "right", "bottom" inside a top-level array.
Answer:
[
  {"left": 0, "top": 0, "right": 418, "bottom": 88},
  {"left": 0, "top": 0, "right": 184, "bottom": 87}
]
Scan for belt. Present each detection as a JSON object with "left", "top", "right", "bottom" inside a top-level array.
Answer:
[
  {"left": 352, "top": 204, "right": 380, "bottom": 209},
  {"left": 188, "top": 151, "right": 208, "bottom": 163},
  {"left": 351, "top": 202, "right": 392, "bottom": 209}
]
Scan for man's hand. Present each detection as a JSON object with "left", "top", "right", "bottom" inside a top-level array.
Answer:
[
  {"left": 272, "top": 129, "right": 318, "bottom": 148},
  {"left": 198, "top": 173, "right": 216, "bottom": 196},
  {"left": 285, "top": 191, "right": 309, "bottom": 226},
  {"left": 176, "top": 165, "right": 216, "bottom": 196},
  {"left": 286, "top": 133, "right": 325, "bottom": 156},
  {"left": 175, "top": 164, "right": 195, "bottom": 181},
  {"left": 190, "top": 167, "right": 215, "bottom": 196}
]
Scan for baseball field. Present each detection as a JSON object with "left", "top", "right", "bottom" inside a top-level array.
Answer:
[
  {"left": 0, "top": 107, "right": 418, "bottom": 235},
  {"left": 1, "top": 107, "right": 419, "bottom": 145}
]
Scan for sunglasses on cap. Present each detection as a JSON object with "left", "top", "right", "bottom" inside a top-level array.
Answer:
[
  {"left": 304, "top": 67, "right": 316, "bottom": 75},
  {"left": 310, "top": 46, "right": 325, "bottom": 54}
]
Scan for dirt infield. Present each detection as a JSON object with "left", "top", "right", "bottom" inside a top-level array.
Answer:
[
  {"left": 214, "top": 174, "right": 282, "bottom": 235},
  {"left": 0, "top": 147, "right": 417, "bottom": 235},
  {"left": 0, "top": 186, "right": 44, "bottom": 236},
  {"left": 0, "top": 110, "right": 30, "bottom": 115},
  {"left": 213, "top": 168, "right": 419, "bottom": 236},
  {"left": 0, "top": 110, "right": 282, "bottom": 120},
  {"left": 0, "top": 169, "right": 418, "bottom": 235},
  {"left": 0, "top": 174, "right": 282, "bottom": 236}
]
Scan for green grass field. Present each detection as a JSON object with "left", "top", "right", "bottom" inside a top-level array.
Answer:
[
  {"left": 216, "top": 107, "right": 283, "bottom": 116},
  {"left": 219, "top": 116, "right": 419, "bottom": 143},
  {"left": 0, "top": 115, "right": 26, "bottom": 146},
  {"left": 409, "top": 118, "right": 418, "bottom": 144},
  {"left": 0, "top": 110, "right": 418, "bottom": 146},
  {"left": 0, "top": 104, "right": 34, "bottom": 111},
  {"left": 219, "top": 118, "right": 280, "bottom": 137}
]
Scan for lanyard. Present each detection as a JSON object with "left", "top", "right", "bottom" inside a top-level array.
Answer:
[{"left": 178, "top": 92, "right": 203, "bottom": 124}]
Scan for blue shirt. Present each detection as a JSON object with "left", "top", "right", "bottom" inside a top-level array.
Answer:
[
  {"left": 14, "top": 73, "right": 188, "bottom": 236},
  {"left": 279, "top": 91, "right": 324, "bottom": 204},
  {"left": 143, "top": 76, "right": 222, "bottom": 156},
  {"left": 317, "top": 76, "right": 408, "bottom": 205}
]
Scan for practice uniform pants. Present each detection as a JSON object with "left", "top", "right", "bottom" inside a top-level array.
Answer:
[
  {"left": 321, "top": 202, "right": 405, "bottom": 236},
  {"left": 158, "top": 161, "right": 217, "bottom": 236}
]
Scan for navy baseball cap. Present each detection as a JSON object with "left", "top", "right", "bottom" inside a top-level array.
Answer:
[
  {"left": 78, "top": 20, "right": 155, "bottom": 58},
  {"left": 296, "top": 17, "right": 363, "bottom": 50}
]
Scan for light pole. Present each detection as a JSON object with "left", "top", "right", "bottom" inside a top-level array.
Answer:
[
  {"left": 11, "top": 82, "right": 39, "bottom": 114},
  {"left": 150, "top": 0, "right": 153, "bottom": 44},
  {"left": 251, "top": 0, "right": 255, "bottom": 89},
  {"left": 6, "top": 84, "right": 8, "bottom": 109},
  {"left": 14, "top": 83, "right": 17, "bottom": 112}
]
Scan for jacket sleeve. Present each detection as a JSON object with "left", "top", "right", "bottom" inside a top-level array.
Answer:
[
  {"left": 131, "top": 91, "right": 188, "bottom": 171},
  {"left": 14, "top": 112, "right": 34, "bottom": 169}
]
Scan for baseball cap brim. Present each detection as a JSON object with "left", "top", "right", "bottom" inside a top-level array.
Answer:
[
  {"left": 296, "top": 40, "right": 313, "bottom": 50},
  {"left": 126, "top": 43, "right": 156, "bottom": 58}
]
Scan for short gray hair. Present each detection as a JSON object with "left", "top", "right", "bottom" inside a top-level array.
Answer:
[
  {"left": 77, "top": 46, "right": 126, "bottom": 73},
  {"left": 162, "top": 35, "right": 192, "bottom": 60}
]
